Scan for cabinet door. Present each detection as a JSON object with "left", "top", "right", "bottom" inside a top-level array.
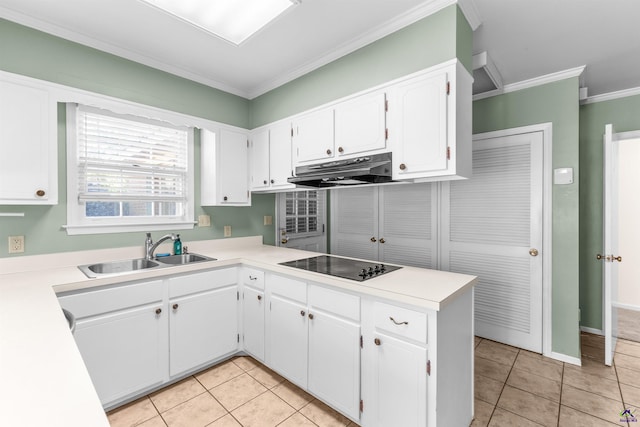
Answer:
[
  {"left": 390, "top": 72, "right": 448, "bottom": 179},
  {"left": 73, "top": 304, "right": 166, "bottom": 406},
  {"left": 219, "top": 129, "right": 250, "bottom": 204},
  {"left": 269, "top": 294, "right": 308, "bottom": 388},
  {"left": 269, "top": 122, "right": 294, "bottom": 189},
  {"left": 330, "top": 186, "right": 379, "bottom": 261},
  {"left": 308, "top": 310, "right": 360, "bottom": 420},
  {"left": 372, "top": 333, "right": 427, "bottom": 427},
  {"left": 334, "top": 91, "right": 387, "bottom": 157},
  {"left": 292, "top": 108, "right": 334, "bottom": 164},
  {"left": 250, "top": 128, "right": 270, "bottom": 190},
  {"left": 243, "top": 286, "right": 265, "bottom": 361},
  {"left": 169, "top": 285, "right": 238, "bottom": 377},
  {"left": 0, "top": 80, "right": 56, "bottom": 204}
]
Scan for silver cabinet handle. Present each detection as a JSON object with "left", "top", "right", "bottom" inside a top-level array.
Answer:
[{"left": 389, "top": 316, "right": 408, "bottom": 325}]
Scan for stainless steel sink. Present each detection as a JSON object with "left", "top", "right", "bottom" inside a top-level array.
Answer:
[
  {"left": 155, "top": 253, "right": 216, "bottom": 265},
  {"left": 78, "top": 258, "right": 162, "bottom": 278}
]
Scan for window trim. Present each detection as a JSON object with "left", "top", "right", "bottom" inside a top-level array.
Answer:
[{"left": 65, "top": 103, "right": 195, "bottom": 235}]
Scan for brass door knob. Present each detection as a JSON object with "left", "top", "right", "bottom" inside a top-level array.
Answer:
[
  {"left": 614, "top": 255, "right": 623, "bottom": 262},
  {"left": 379, "top": 238, "right": 386, "bottom": 244},
  {"left": 374, "top": 338, "right": 381, "bottom": 346},
  {"left": 370, "top": 237, "right": 377, "bottom": 242},
  {"left": 399, "top": 163, "right": 406, "bottom": 171},
  {"left": 35, "top": 189, "right": 46, "bottom": 197},
  {"left": 172, "top": 304, "right": 179, "bottom": 310},
  {"left": 529, "top": 248, "right": 539, "bottom": 257},
  {"left": 281, "top": 238, "right": 288, "bottom": 244}
]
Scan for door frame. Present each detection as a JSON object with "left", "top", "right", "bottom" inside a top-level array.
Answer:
[{"left": 472, "top": 122, "right": 553, "bottom": 358}]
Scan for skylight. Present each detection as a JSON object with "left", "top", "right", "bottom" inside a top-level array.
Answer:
[{"left": 139, "top": 0, "right": 298, "bottom": 45}]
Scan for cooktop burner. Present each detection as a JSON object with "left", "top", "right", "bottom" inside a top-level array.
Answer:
[{"left": 279, "top": 255, "right": 401, "bottom": 282}]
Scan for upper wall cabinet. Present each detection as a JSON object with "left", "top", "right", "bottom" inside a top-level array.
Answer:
[
  {"left": 334, "top": 90, "right": 387, "bottom": 158},
  {"left": 388, "top": 61, "right": 472, "bottom": 181},
  {"left": 0, "top": 76, "right": 58, "bottom": 205},
  {"left": 201, "top": 128, "right": 251, "bottom": 206},
  {"left": 250, "top": 122, "right": 295, "bottom": 192},
  {"left": 292, "top": 108, "right": 334, "bottom": 164}
]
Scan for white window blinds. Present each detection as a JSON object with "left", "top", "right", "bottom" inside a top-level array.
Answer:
[{"left": 75, "top": 105, "right": 188, "bottom": 203}]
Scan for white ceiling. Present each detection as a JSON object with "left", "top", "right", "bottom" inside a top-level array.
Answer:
[{"left": 1, "top": 0, "right": 640, "bottom": 100}]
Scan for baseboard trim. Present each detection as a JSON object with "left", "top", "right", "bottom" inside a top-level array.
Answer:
[
  {"left": 580, "top": 326, "right": 603, "bottom": 335},
  {"left": 612, "top": 302, "right": 640, "bottom": 311},
  {"left": 548, "top": 351, "right": 581, "bottom": 366}
]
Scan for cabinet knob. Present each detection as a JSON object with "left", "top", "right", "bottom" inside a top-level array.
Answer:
[
  {"left": 374, "top": 338, "right": 381, "bottom": 346},
  {"left": 172, "top": 304, "right": 179, "bottom": 310},
  {"left": 263, "top": 180, "right": 268, "bottom": 184},
  {"left": 155, "top": 308, "right": 162, "bottom": 315},
  {"left": 257, "top": 295, "right": 262, "bottom": 301},
  {"left": 270, "top": 179, "right": 275, "bottom": 184},
  {"left": 326, "top": 149, "right": 332, "bottom": 155},
  {"left": 379, "top": 238, "right": 386, "bottom": 244},
  {"left": 35, "top": 189, "right": 46, "bottom": 197},
  {"left": 300, "top": 310, "right": 306, "bottom": 317},
  {"left": 223, "top": 196, "right": 228, "bottom": 201},
  {"left": 308, "top": 313, "right": 314, "bottom": 320},
  {"left": 338, "top": 146, "right": 344, "bottom": 153},
  {"left": 399, "top": 163, "right": 407, "bottom": 171},
  {"left": 370, "top": 237, "right": 377, "bottom": 243}
]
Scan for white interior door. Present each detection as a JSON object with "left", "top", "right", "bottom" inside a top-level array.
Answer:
[
  {"left": 276, "top": 190, "right": 326, "bottom": 252},
  {"left": 442, "top": 131, "right": 544, "bottom": 352},
  {"left": 603, "top": 124, "right": 620, "bottom": 366}
]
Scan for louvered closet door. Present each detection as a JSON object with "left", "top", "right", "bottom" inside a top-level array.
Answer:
[
  {"left": 442, "top": 132, "right": 543, "bottom": 352},
  {"left": 330, "top": 186, "right": 379, "bottom": 261},
  {"left": 379, "top": 183, "right": 436, "bottom": 268}
]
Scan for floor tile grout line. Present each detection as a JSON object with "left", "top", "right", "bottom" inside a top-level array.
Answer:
[{"left": 556, "top": 360, "right": 564, "bottom": 427}]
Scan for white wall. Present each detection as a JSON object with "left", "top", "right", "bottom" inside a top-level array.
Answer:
[{"left": 617, "top": 138, "right": 640, "bottom": 307}]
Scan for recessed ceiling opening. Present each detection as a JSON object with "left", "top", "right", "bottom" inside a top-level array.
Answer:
[{"left": 472, "top": 51, "right": 503, "bottom": 96}]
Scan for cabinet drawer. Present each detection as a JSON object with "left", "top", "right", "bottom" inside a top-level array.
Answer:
[
  {"left": 242, "top": 268, "right": 264, "bottom": 290},
  {"left": 268, "top": 274, "right": 306, "bottom": 303},
  {"left": 58, "top": 280, "right": 163, "bottom": 319},
  {"left": 169, "top": 267, "right": 237, "bottom": 298},
  {"left": 309, "top": 284, "right": 359, "bottom": 321},
  {"left": 373, "top": 302, "right": 427, "bottom": 344}
]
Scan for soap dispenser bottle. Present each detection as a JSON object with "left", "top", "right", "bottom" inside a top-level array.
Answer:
[{"left": 173, "top": 234, "right": 182, "bottom": 255}]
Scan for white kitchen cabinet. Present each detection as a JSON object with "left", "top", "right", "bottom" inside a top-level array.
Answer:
[
  {"left": 388, "top": 61, "right": 472, "bottom": 181},
  {"left": 267, "top": 274, "right": 308, "bottom": 388},
  {"left": 0, "top": 76, "right": 58, "bottom": 204},
  {"left": 168, "top": 268, "right": 239, "bottom": 377},
  {"left": 292, "top": 108, "right": 334, "bottom": 165},
  {"left": 201, "top": 127, "right": 251, "bottom": 206},
  {"left": 250, "top": 122, "right": 294, "bottom": 192},
  {"left": 334, "top": 91, "right": 387, "bottom": 157},
  {"left": 57, "top": 280, "right": 166, "bottom": 408},
  {"left": 307, "top": 285, "right": 361, "bottom": 420},
  {"left": 241, "top": 267, "right": 265, "bottom": 360}
]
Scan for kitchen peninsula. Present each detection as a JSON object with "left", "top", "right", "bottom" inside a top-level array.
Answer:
[{"left": 0, "top": 236, "right": 476, "bottom": 427}]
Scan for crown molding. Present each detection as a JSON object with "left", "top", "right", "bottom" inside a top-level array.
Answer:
[
  {"left": 457, "top": 0, "right": 482, "bottom": 31},
  {"left": 473, "top": 65, "right": 586, "bottom": 101},
  {"left": 583, "top": 86, "right": 640, "bottom": 105}
]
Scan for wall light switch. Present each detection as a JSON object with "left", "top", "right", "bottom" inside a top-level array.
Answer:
[
  {"left": 8, "top": 235, "right": 24, "bottom": 253},
  {"left": 554, "top": 168, "right": 573, "bottom": 185},
  {"left": 198, "top": 214, "right": 211, "bottom": 227},
  {"left": 264, "top": 215, "right": 273, "bottom": 226},
  {"left": 224, "top": 225, "right": 232, "bottom": 237}
]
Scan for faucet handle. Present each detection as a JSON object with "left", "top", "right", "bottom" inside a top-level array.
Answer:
[{"left": 183, "top": 246, "right": 189, "bottom": 254}]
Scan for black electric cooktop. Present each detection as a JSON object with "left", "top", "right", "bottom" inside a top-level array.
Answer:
[{"left": 279, "top": 255, "right": 401, "bottom": 282}]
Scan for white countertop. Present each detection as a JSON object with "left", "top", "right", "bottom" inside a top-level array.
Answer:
[{"left": 0, "top": 236, "right": 475, "bottom": 427}]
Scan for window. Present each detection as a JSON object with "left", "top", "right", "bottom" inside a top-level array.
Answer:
[
  {"left": 66, "top": 104, "right": 194, "bottom": 234},
  {"left": 281, "top": 190, "right": 325, "bottom": 236}
]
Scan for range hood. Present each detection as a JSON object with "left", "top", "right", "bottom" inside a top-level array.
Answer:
[{"left": 288, "top": 152, "right": 393, "bottom": 187}]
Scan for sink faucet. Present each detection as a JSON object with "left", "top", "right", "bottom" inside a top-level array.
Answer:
[{"left": 145, "top": 233, "right": 177, "bottom": 260}]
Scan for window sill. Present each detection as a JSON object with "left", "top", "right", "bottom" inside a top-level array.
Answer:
[{"left": 63, "top": 221, "right": 196, "bottom": 236}]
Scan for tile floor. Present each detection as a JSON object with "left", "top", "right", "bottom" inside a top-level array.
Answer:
[{"left": 107, "top": 333, "right": 640, "bottom": 427}]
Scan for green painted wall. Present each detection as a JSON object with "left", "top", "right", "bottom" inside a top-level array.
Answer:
[
  {"left": 473, "top": 78, "right": 581, "bottom": 358},
  {"left": 0, "top": 18, "right": 275, "bottom": 257},
  {"left": 250, "top": 4, "right": 471, "bottom": 128},
  {"left": 578, "top": 94, "right": 640, "bottom": 330}
]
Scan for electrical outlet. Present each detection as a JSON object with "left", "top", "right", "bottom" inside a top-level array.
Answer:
[
  {"left": 224, "top": 225, "right": 232, "bottom": 237},
  {"left": 264, "top": 215, "right": 273, "bottom": 226},
  {"left": 198, "top": 214, "right": 211, "bottom": 227},
  {"left": 8, "top": 235, "right": 24, "bottom": 253}
]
